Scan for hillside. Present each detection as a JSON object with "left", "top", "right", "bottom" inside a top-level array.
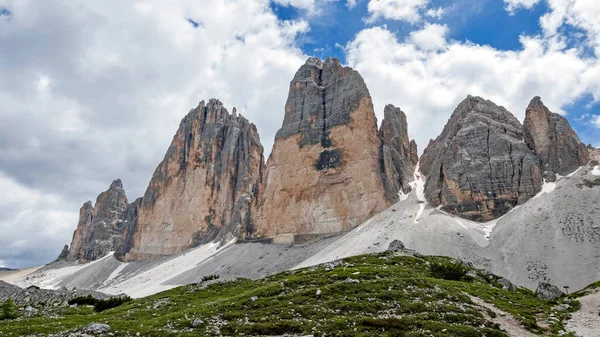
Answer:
[{"left": 0, "top": 252, "right": 582, "bottom": 336}]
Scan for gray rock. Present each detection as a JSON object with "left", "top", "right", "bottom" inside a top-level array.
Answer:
[
  {"left": 68, "top": 179, "right": 129, "bottom": 261},
  {"left": 379, "top": 104, "right": 418, "bottom": 201},
  {"left": 275, "top": 57, "right": 369, "bottom": 146},
  {"left": 420, "top": 95, "right": 543, "bottom": 221},
  {"left": 387, "top": 239, "right": 406, "bottom": 252},
  {"left": 523, "top": 96, "right": 589, "bottom": 176},
  {"left": 0, "top": 281, "right": 21, "bottom": 302},
  {"left": 190, "top": 318, "right": 204, "bottom": 328},
  {"left": 85, "top": 323, "right": 110, "bottom": 335},
  {"left": 497, "top": 278, "right": 516, "bottom": 292},
  {"left": 536, "top": 282, "right": 564, "bottom": 300}
]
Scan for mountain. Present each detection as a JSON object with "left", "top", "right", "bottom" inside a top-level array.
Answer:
[
  {"left": 120, "top": 99, "right": 265, "bottom": 260},
  {"left": 67, "top": 179, "right": 129, "bottom": 261},
  {"left": 253, "top": 57, "right": 411, "bottom": 242},
  {"left": 379, "top": 104, "right": 419, "bottom": 199},
  {"left": 42, "top": 58, "right": 599, "bottom": 305},
  {"left": 420, "top": 95, "right": 543, "bottom": 222},
  {"left": 523, "top": 96, "right": 589, "bottom": 180},
  {"left": 62, "top": 57, "right": 418, "bottom": 260}
]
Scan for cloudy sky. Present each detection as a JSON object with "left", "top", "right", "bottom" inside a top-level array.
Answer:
[{"left": 1, "top": 0, "right": 599, "bottom": 269}]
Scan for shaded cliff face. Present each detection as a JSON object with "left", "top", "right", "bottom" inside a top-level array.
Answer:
[
  {"left": 122, "top": 99, "right": 264, "bottom": 260},
  {"left": 67, "top": 180, "right": 129, "bottom": 261},
  {"left": 379, "top": 104, "right": 418, "bottom": 200},
  {"left": 253, "top": 58, "right": 390, "bottom": 241},
  {"left": 420, "top": 96, "right": 543, "bottom": 222},
  {"left": 523, "top": 96, "right": 589, "bottom": 180}
]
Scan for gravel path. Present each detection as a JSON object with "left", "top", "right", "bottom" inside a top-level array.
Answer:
[
  {"left": 566, "top": 289, "right": 600, "bottom": 337},
  {"left": 468, "top": 295, "right": 536, "bottom": 337}
]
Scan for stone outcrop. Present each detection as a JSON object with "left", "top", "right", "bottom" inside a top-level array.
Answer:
[
  {"left": 523, "top": 97, "right": 589, "bottom": 180},
  {"left": 121, "top": 99, "right": 264, "bottom": 260},
  {"left": 420, "top": 95, "right": 543, "bottom": 222},
  {"left": 253, "top": 57, "right": 391, "bottom": 241},
  {"left": 67, "top": 180, "right": 129, "bottom": 261},
  {"left": 379, "top": 104, "right": 418, "bottom": 199}
]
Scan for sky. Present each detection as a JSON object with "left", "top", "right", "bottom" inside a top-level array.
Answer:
[{"left": 0, "top": 0, "right": 599, "bottom": 269}]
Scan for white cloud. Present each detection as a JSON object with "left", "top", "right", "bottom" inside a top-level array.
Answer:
[
  {"left": 540, "top": 0, "right": 600, "bottom": 57},
  {"left": 0, "top": 0, "right": 308, "bottom": 267},
  {"left": 0, "top": 260, "right": 4, "bottom": 268},
  {"left": 346, "top": 0, "right": 358, "bottom": 9},
  {"left": 409, "top": 23, "right": 448, "bottom": 51},
  {"left": 272, "top": 0, "right": 316, "bottom": 12},
  {"left": 504, "top": 0, "right": 541, "bottom": 13},
  {"left": 345, "top": 25, "right": 598, "bottom": 152},
  {"left": 593, "top": 115, "right": 600, "bottom": 128},
  {"left": 365, "top": 0, "right": 429, "bottom": 24},
  {"left": 425, "top": 7, "right": 445, "bottom": 19}
]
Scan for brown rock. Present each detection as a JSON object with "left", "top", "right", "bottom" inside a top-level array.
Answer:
[
  {"left": 122, "top": 99, "right": 264, "bottom": 260},
  {"left": 523, "top": 96, "right": 589, "bottom": 180},
  {"left": 252, "top": 58, "right": 389, "bottom": 242}
]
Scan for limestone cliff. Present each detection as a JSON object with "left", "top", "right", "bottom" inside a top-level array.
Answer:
[
  {"left": 121, "top": 99, "right": 264, "bottom": 260},
  {"left": 253, "top": 57, "right": 390, "bottom": 242},
  {"left": 379, "top": 104, "right": 418, "bottom": 200},
  {"left": 420, "top": 96, "right": 543, "bottom": 222},
  {"left": 67, "top": 179, "right": 129, "bottom": 261},
  {"left": 523, "top": 96, "right": 589, "bottom": 180}
]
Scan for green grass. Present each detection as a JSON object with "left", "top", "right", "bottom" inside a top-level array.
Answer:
[{"left": 0, "top": 252, "right": 583, "bottom": 336}]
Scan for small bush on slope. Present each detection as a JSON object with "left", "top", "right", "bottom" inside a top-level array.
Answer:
[
  {"left": 0, "top": 299, "right": 18, "bottom": 320},
  {"left": 68, "top": 295, "right": 132, "bottom": 312},
  {"left": 429, "top": 261, "right": 470, "bottom": 281},
  {"left": 0, "top": 253, "right": 582, "bottom": 336}
]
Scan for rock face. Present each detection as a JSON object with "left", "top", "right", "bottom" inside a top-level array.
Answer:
[
  {"left": 420, "top": 95, "right": 543, "bottom": 222},
  {"left": 67, "top": 180, "right": 129, "bottom": 261},
  {"left": 253, "top": 57, "right": 391, "bottom": 241},
  {"left": 523, "top": 96, "right": 589, "bottom": 180},
  {"left": 121, "top": 99, "right": 264, "bottom": 260},
  {"left": 379, "top": 104, "right": 418, "bottom": 199}
]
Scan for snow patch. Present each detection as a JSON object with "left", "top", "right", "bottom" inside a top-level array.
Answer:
[
  {"left": 411, "top": 162, "right": 426, "bottom": 223},
  {"left": 592, "top": 166, "right": 600, "bottom": 176}
]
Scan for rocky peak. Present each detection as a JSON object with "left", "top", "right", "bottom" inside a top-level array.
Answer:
[
  {"left": 523, "top": 96, "right": 589, "bottom": 180},
  {"left": 253, "top": 57, "right": 389, "bottom": 241},
  {"left": 275, "top": 57, "right": 371, "bottom": 147},
  {"left": 121, "top": 98, "right": 264, "bottom": 260},
  {"left": 420, "top": 95, "right": 543, "bottom": 221},
  {"left": 379, "top": 104, "right": 418, "bottom": 199},
  {"left": 67, "top": 180, "right": 129, "bottom": 261}
]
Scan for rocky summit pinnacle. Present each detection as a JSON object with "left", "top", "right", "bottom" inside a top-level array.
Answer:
[
  {"left": 121, "top": 99, "right": 264, "bottom": 260},
  {"left": 253, "top": 57, "right": 392, "bottom": 242},
  {"left": 67, "top": 179, "right": 129, "bottom": 261},
  {"left": 523, "top": 96, "right": 589, "bottom": 180},
  {"left": 420, "top": 95, "right": 543, "bottom": 222},
  {"left": 379, "top": 104, "right": 418, "bottom": 199}
]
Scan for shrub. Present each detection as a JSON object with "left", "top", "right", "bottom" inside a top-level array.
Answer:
[
  {"left": 201, "top": 274, "right": 220, "bottom": 282},
  {"left": 68, "top": 295, "right": 132, "bottom": 312},
  {"left": 429, "top": 261, "right": 470, "bottom": 281},
  {"left": 0, "top": 298, "right": 19, "bottom": 320}
]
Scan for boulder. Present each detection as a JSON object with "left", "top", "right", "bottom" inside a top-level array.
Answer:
[{"left": 535, "top": 282, "right": 564, "bottom": 300}]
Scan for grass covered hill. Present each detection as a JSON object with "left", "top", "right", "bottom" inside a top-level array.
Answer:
[{"left": 0, "top": 252, "right": 582, "bottom": 336}]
